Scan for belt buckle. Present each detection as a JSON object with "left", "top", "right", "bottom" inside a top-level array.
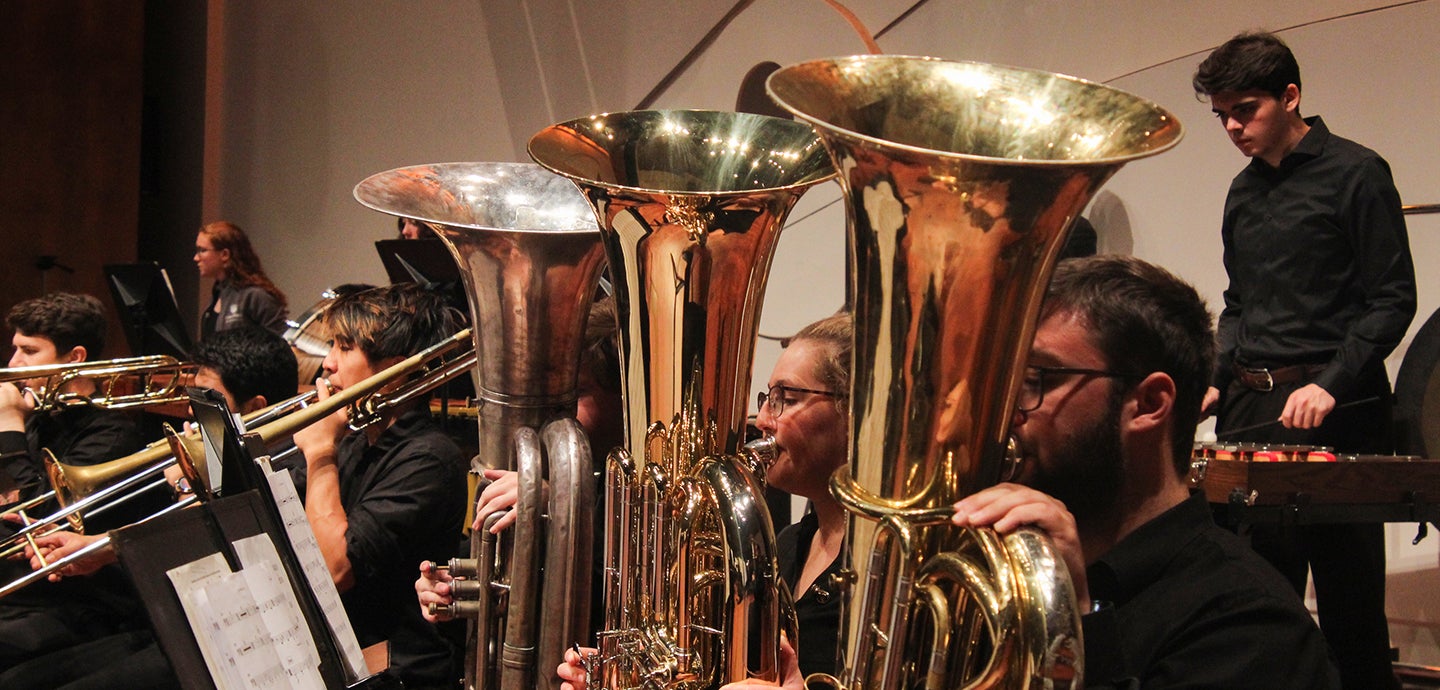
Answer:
[
  {"left": 1254, "top": 368, "right": 1274, "bottom": 392},
  {"left": 1239, "top": 365, "right": 1274, "bottom": 392}
]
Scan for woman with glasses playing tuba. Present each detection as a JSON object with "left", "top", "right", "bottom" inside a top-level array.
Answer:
[{"left": 557, "top": 312, "right": 855, "bottom": 690}]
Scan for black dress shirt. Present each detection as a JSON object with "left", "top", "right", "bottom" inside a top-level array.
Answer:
[
  {"left": 0, "top": 406, "right": 151, "bottom": 672},
  {"left": 334, "top": 407, "right": 467, "bottom": 688},
  {"left": 775, "top": 510, "right": 842, "bottom": 678},
  {"left": 1215, "top": 116, "right": 1415, "bottom": 400},
  {"left": 0, "top": 405, "right": 146, "bottom": 519},
  {"left": 1081, "top": 492, "right": 1339, "bottom": 689}
]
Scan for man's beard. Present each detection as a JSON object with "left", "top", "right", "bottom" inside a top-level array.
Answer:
[{"left": 1027, "top": 396, "right": 1125, "bottom": 523}]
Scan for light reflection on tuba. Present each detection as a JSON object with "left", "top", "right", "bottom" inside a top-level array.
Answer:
[
  {"left": 530, "top": 110, "right": 836, "bottom": 690},
  {"left": 354, "top": 162, "right": 607, "bottom": 690},
  {"left": 767, "top": 56, "right": 1183, "bottom": 689}
]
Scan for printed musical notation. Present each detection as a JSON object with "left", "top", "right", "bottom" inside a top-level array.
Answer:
[
  {"left": 167, "top": 535, "right": 326, "bottom": 689},
  {"left": 264, "top": 463, "right": 369, "bottom": 680}
]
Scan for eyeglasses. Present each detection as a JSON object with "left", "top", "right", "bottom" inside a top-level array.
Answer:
[
  {"left": 757, "top": 384, "right": 837, "bottom": 418},
  {"left": 1017, "top": 365, "right": 1141, "bottom": 413}
]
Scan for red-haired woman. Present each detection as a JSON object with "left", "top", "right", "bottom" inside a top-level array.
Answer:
[{"left": 194, "top": 221, "right": 289, "bottom": 339}]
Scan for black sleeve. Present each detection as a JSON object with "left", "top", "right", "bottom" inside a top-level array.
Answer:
[{"left": 0, "top": 429, "right": 44, "bottom": 501}]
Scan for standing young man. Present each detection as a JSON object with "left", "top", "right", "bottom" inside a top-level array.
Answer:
[{"left": 1193, "top": 31, "right": 1415, "bottom": 690}]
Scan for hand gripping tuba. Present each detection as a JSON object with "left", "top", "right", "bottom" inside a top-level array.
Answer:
[
  {"left": 767, "top": 56, "right": 1183, "bottom": 689},
  {"left": 355, "top": 162, "right": 608, "bottom": 690},
  {"left": 529, "top": 110, "right": 836, "bottom": 690}
]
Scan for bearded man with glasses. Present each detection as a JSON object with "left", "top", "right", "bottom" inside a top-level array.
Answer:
[{"left": 951, "top": 255, "right": 1339, "bottom": 689}]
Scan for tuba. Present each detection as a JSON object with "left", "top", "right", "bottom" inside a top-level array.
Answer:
[
  {"left": 767, "top": 56, "right": 1182, "bottom": 689},
  {"left": 354, "top": 162, "right": 607, "bottom": 690},
  {"left": 529, "top": 110, "right": 836, "bottom": 690}
]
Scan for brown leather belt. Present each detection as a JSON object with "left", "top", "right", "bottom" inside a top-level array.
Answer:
[{"left": 1231, "top": 362, "right": 1325, "bottom": 392}]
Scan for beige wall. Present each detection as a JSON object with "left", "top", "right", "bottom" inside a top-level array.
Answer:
[{"left": 207, "top": 0, "right": 1440, "bottom": 664}]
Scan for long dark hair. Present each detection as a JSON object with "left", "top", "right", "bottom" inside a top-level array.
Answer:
[{"left": 200, "top": 221, "right": 287, "bottom": 308}]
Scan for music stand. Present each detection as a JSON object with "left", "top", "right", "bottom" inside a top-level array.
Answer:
[
  {"left": 374, "top": 238, "right": 460, "bottom": 287},
  {"left": 104, "top": 262, "right": 193, "bottom": 358}
]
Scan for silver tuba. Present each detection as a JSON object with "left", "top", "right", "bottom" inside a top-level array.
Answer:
[
  {"left": 529, "top": 110, "right": 836, "bottom": 690},
  {"left": 767, "top": 56, "right": 1183, "bottom": 689},
  {"left": 354, "top": 162, "right": 608, "bottom": 690}
]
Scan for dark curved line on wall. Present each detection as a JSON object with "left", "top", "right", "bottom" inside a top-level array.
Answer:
[
  {"left": 1104, "top": 0, "right": 1433, "bottom": 83},
  {"left": 874, "top": 0, "right": 932, "bottom": 39},
  {"left": 634, "top": 0, "right": 756, "bottom": 109}
]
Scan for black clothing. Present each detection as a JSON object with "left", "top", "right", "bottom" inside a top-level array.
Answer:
[
  {"left": 0, "top": 406, "right": 152, "bottom": 673},
  {"left": 201, "top": 279, "right": 288, "bottom": 340},
  {"left": 1214, "top": 116, "right": 1415, "bottom": 400},
  {"left": 0, "top": 630, "right": 180, "bottom": 690},
  {"left": 1213, "top": 116, "right": 1412, "bottom": 690},
  {"left": 1082, "top": 492, "right": 1339, "bottom": 689},
  {"left": 1218, "top": 368, "right": 1398, "bottom": 690},
  {"left": 1060, "top": 216, "right": 1098, "bottom": 260},
  {"left": 333, "top": 407, "right": 467, "bottom": 689},
  {"left": 0, "top": 405, "right": 143, "bottom": 505},
  {"left": 775, "top": 511, "right": 842, "bottom": 678}
]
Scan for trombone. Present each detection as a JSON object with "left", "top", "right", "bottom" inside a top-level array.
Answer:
[
  {"left": 0, "top": 389, "right": 318, "bottom": 558},
  {"left": 0, "top": 355, "right": 196, "bottom": 412},
  {"left": 0, "top": 327, "right": 476, "bottom": 595}
]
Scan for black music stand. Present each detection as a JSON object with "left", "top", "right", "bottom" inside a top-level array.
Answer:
[
  {"left": 374, "top": 238, "right": 459, "bottom": 287},
  {"left": 104, "top": 262, "right": 193, "bottom": 359}
]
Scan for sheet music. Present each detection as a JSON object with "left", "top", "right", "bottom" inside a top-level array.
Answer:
[
  {"left": 263, "top": 460, "right": 370, "bottom": 680},
  {"left": 234, "top": 536, "right": 327, "bottom": 689},
  {"left": 167, "top": 536, "right": 327, "bottom": 689}
]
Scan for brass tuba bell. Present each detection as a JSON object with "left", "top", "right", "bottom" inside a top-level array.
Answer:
[
  {"left": 354, "top": 161, "right": 608, "bottom": 690},
  {"left": 767, "top": 56, "right": 1183, "bottom": 689},
  {"left": 530, "top": 110, "right": 836, "bottom": 690}
]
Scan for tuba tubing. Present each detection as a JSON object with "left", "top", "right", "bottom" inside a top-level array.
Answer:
[
  {"left": 354, "top": 161, "right": 606, "bottom": 690},
  {"left": 767, "top": 56, "right": 1183, "bottom": 690},
  {"left": 530, "top": 109, "right": 836, "bottom": 690}
]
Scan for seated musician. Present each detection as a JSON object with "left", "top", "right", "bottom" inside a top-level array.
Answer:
[
  {"left": 24, "top": 326, "right": 302, "bottom": 580},
  {"left": 947, "top": 256, "right": 1338, "bottom": 689},
  {"left": 292, "top": 283, "right": 468, "bottom": 689},
  {"left": 0, "top": 293, "right": 150, "bottom": 674},
  {"left": 4, "top": 327, "right": 300, "bottom": 689},
  {"left": 0, "top": 293, "right": 144, "bottom": 508},
  {"left": 549, "top": 312, "right": 852, "bottom": 689}
]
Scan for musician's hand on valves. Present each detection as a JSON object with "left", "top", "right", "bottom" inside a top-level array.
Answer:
[
  {"left": 557, "top": 646, "right": 598, "bottom": 690},
  {"left": 293, "top": 378, "right": 349, "bottom": 463},
  {"left": 952, "top": 483, "right": 1090, "bottom": 612},
  {"left": 415, "top": 560, "right": 455, "bottom": 623},
  {"left": 27, "top": 531, "right": 116, "bottom": 580},
  {"left": 1280, "top": 383, "right": 1335, "bottom": 430},
  {"left": 717, "top": 634, "right": 802, "bottom": 690},
  {"left": 474, "top": 469, "right": 520, "bottom": 533}
]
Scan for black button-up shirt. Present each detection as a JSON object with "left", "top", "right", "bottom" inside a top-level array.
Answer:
[
  {"left": 1082, "top": 492, "right": 1339, "bottom": 689},
  {"left": 334, "top": 407, "right": 467, "bottom": 688},
  {"left": 775, "top": 510, "right": 843, "bottom": 677},
  {"left": 1216, "top": 116, "right": 1415, "bottom": 400}
]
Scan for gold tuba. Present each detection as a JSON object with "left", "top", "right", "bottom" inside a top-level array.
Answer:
[
  {"left": 529, "top": 110, "right": 836, "bottom": 690},
  {"left": 354, "top": 162, "right": 607, "bottom": 690},
  {"left": 767, "top": 56, "right": 1183, "bottom": 689}
]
